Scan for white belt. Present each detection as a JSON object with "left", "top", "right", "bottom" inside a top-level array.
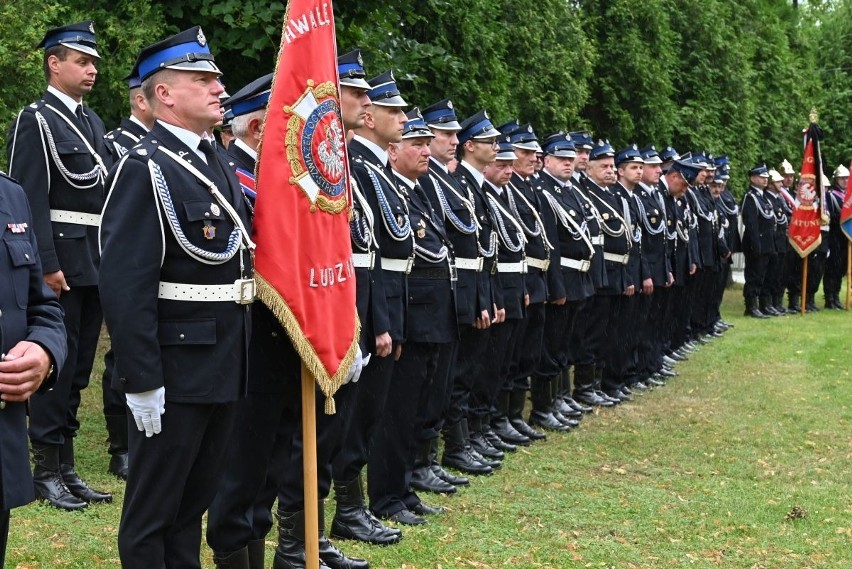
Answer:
[
  {"left": 591, "top": 235, "right": 604, "bottom": 245},
  {"left": 497, "top": 261, "right": 527, "bottom": 274},
  {"left": 526, "top": 257, "right": 549, "bottom": 271},
  {"left": 454, "top": 257, "right": 483, "bottom": 271},
  {"left": 380, "top": 257, "right": 414, "bottom": 274},
  {"left": 158, "top": 279, "right": 256, "bottom": 304},
  {"left": 603, "top": 252, "right": 629, "bottom": 265},
  {"left": 821, "top": 225, "right": 830, "bottom": 232},
  {"left": 560, "top": 257, "right": 591, "bottom": 272},
  {"left": 352, "top": 252, "right": 375, "bottom": 269},
  {"left": 50, "top": 209, "right": 101, "bottom": 227}
]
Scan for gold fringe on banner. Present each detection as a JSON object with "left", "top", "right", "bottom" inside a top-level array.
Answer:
[{"left": 255, "top": 273, "right": 360, "bottom": 415}]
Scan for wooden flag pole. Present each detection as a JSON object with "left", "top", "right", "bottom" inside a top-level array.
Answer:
[
  {"left": 846, "top": 242, "right": 851, "bottom": 310},
  {"left": 801, "top": 255, "right": 809, "bottom": 316},
  {"left": 301, "top": 362, "right": 320, "bottom": 569}
]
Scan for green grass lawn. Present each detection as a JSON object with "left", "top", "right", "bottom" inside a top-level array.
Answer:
[{"left": 8, "top": 287, "right": 852, "bottom": 568}]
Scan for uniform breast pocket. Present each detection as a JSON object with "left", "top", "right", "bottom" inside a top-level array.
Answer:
[
  {"left": 183, "top": 200, "right": 228, "bottom": 246},
  {"left": 408, "top": 280, "right": 437, "bottom": 305},
  {"left": 4, "top": 237, "right": 36, "bottom": 308},
  {"left": 55, "top": 139, "right": 95, "bottom": 174}
]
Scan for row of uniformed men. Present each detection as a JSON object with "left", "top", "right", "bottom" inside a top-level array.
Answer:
[
  {"left": 740, "top": 160, "right": 850, "bottom": 317},
  {"left": 1, "top": 20, "right": 735, "bottom": 569}
]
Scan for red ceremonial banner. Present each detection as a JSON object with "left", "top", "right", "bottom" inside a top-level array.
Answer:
[
  {"left": 788, "top": 123, "right": 824, "bottom": 257},
  {"left": 253, "top": 0, "right": 358, "bottom": 411},
  {"left": 841, "top": 164, "right": 852, "bottom": 241}
]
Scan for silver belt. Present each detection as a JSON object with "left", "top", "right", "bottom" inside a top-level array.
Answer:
[
  {"left": 526, "top": 257, "right": 549, "bottom": 271},
  {"left": 158, "top": 279, "right": 256, "bottom": 304},
  {"left": 603, "top": 252, "right": 629, "bottom": 265},
  {"left": 497, "top": 261, "right": 527, "bottom": 274},
  {"left": 591, "top": 235, "right": 604, "bottom": 245},
  {"left": 50, "top": 209, "right": 101, "bottom": 226},
  {"left": 454, "top": 257, "right": 484, "bottom": 271},
  {"left": 560, "top": 257, "right": 591, "bottom": 272},
  {"left": 352, "top": 252, "right": 375, "bottom": 269},
  {"left": 380, "top": 257, "right": 414, "bottom": 274}
]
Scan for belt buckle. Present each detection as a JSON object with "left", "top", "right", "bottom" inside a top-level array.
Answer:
[
  {"left": 367, "top": 251, "right": 376, "bottom": 270},
  {"left": 581, "top": 260, "right": 590, "bottom": 272},
  {"left": 490, "top": 260, "right": 498, "bottom": 275},
  {"left": 542, "top": 259, "right": 550, "bottom": 272},
  {"left": 521, "top": 260, "right": 528, "bottom": 274},
  {"left": 449, "top": 263, "right": 458, "bottom": 282},
  {"left": 405, "top": 257, "right": 414, "bottom": 274},
  {"left": 476, "top": 257, "right": 484, "bottom": 272},
  {"left": 237, "top": 278, "right": 256, "bottom": 304}
]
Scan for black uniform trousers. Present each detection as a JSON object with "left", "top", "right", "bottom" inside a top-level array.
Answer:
[
  {"left": 764, "top": 252, "right": 782, "bottom": 300},
  {"left": 369, "top": 341, "right": 442, "bottom": 517},
  {"left": 674, "top": 273, "right": 699, "bottom": 347},
  {"left": 824, "top": 241, "right": 848, "bottom": 299},
  {"left": 506, "top": 302, "right": 545, "bottom": 391},
  {"left": 332, "top": 352, "right": 395, "bottom": 483},
  {"left": 119, "top": 402, "right": 237, "bottom": 569},
  {"left": 711, "top": 264, "right": 730, "bottom": 323},
  {"left": 535, "top": 300, "right": 585, "bottom": 379},
  {"left": 601, "top": 293, "right": 640, "bottom": 391},
  {"left": 444, "top": 326, "right": 490, "bottom": 427},
  {"left": 28, "top": 285, "right": 101, "bottom": 445},
  {"left": 690, "top": 268, "right": 717, "bottom": 335},
  {"left": 469, "top": 319, "right": 521, "bottom": 418},
  {"left": 585, "top": 293, "right": 615, "bottom": 371},
  {"left": 417, "top": 341, "right": 458, "bottom": 442},
  {"left": 100, "top": 349, "right": 126, "bottom": 415},
  {"left": 665, "top": 284, "right": 689, "bottom": 352},
  {"left": 638, "top": 288, "right": 667, "bottom": 380},
  {"left": 743, "top": 250, "right": 770, "bottom": 300}
]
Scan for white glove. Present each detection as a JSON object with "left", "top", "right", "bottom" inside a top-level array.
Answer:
[
  {"left": 126, "top": 387, "right": 166, "bottom": 437},
  {"left": 345, "top": 347, "right": 369, "bottom": 384}
]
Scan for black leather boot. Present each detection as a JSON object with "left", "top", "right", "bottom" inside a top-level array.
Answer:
[
  {"left": 60, "top": 438, "right": 112, "bottom": 503},
  {"left": 104, "top": 413, "right": 129, "bottom": 480},
  {"left": 440, "top": 420, "right": 492, "bottom": 475},
  {"left": 506, "top": 387, "right": 546, "bottom": 441},
  {"left": 772, "top": 294, "right": 787, "bottom": 315},
  {"left": 744, "top": 297, "right": 768, "bottom": 318},
  {"left": 529, "top": 380, "right": 570, "bottom": 432},
  {"left": 330, "top": 475, "right": 401, "bottom": 546},
  {"left": 760, "top": 296, "right": 780, "bottom": 316},
  {"left": 214, "top": 547, "right": 250, "bottom": 569},
  {"left": 481, "top": 419, "right": 516, "bottom": 452},
  {"left": 468, "top": 415, "right": 504, "bottom": 460},
  {"left": 410, "top": 439, "right": 456, "bottom": 494},
  {"left": 573, "top": 364, "right": 614, "bottom": 407},
  {"left": 31, "top": 442, "right": 87, "bottom": 511},
  {"left": 788, "top": 293, "right": 801, "bottom": 313},
  {"left": 428, "top": 438, "right": 468, "bottom": 486},
  {"left": 247, "top": 538, "right": 265, "bottom": 569},
  {"left": 805, "top": 293, "right": 819, "bottom": 312},
  {"left": 272, "top": 509, "right": 331, "bottom": 569},
  {"left": 494, "top": 390, "right": 534, "bottom": 444},
  {"left": 318, "top": 500, "right": 369, "bottom": 569}
]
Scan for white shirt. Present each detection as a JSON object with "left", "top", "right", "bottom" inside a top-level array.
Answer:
[
  {"left": 429, "top": 156, "right": 449, "bottom": 173},
  {"left": 129, "top": 115, "right": 149, "bottom": 132},
  {"left": 158, "top": 120, "right": 206, "bottom": 162},
  {"left": 353, "top": 134, "right": 389, "bottom": 166},
  {"left": 47, "top": 85, "right": 81, "bottom": 113},
  {"left": 459, "top": 160, "right": 485, "bottom": 188}
]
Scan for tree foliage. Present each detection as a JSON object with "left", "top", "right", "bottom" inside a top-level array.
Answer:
[{"left": 0, "top": 0, "right": 845, "bottom": 194}]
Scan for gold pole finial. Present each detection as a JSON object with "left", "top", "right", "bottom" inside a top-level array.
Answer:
[{"left": 809, "top": 107, "right": 819, "bottom": 124}]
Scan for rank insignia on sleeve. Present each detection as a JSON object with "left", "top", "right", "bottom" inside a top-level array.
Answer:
[{"left": 7, "top": 222, "right": 28, "bottom": 233}]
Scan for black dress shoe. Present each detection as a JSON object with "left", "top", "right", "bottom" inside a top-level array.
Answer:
[
  {"left": 508, "top": 417, "right": 546, "bottom": 441},
  {"left": 409, "top": 501, "right": 444, "bottom": 516},
  {"left": 551, "top": 409, "right": 580, "bottom": 427},
  {"left": 658, "top": 368, "right": 677, "bottom": 378},
  {"left": 491, "top": 416, "right": 532, "bottom": 445},
  {"left": 410, "top": 465, "right": 456, "bottom": 494},
  {"left": 430, "top": 463, "right": 469, "bottom": 486},
  {"left": 574, "top": 390, "right": 615, "bottom": 407},
  {"left": 646, "top": 376, "right": 666, "bottom": 387},
  {"left": 482, "top": 426, "right": 517, "bottom": 452},
  {"left": 528, "top": 410, "right": 571, "bottom": 432},
  {"left": 552, "top": 397, "right": 583, "bottom": 417},
  {"left": 632, "top": 381, "right": 649, "bottom": 390},
  {"left": 469, "top": 448, "right": 501, "bottom": 469},
  {"left": 319, "top": 534, "right": 370, "bottom": 569},
  {"left": 469, "top": 432, "right": 504, "bottom": 460},
  {"left": 610, "top": 388, "right": 632, "bottom": 402},
  {"left": 383, "top": 509, "right": 426, "bottom": 526},
  {"left": 331, "top": 478, "right": 402, "bottom": 546},
  {"left": 562, "top": 396, "right": 593, "bottom": 413},
  {"left": 442, "top": 448, "right": 493, "bottom": 475},
  {"left": 33, "top": 470, "right": 88, "bottom": 511},
  {"left": 595, "top": 390, "right": 621, "bottom": 405},
  {"left": 60, "top": 465, "right": 112, "bottom": 504}
]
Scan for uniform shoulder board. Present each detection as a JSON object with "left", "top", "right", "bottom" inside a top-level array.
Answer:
[
  {"left": 353, "top": 156, "right": 363, "bottom": 164},
  {"left": 23, "top": 99, "right": 47, "bottom": 114}
]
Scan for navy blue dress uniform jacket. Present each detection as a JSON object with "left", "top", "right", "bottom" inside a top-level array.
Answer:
[
  {"left": 536, "top": 171, "right": 595, "bottom": 302},
  {"left": 741, "top": 187, "right": 777, "bottom": 256},
  {"left": 508, "top": 172, "right": 549, "bottom": 304},
  {"left": 633, "top": 183, "right": 671, "bottom": 286},
  {"left": 420, "top": 159, "right": 489, "bottom": 326},
  {"left": 0, "top": 173, "right": 66, "bottom": 510},
  {"left": 99, "top": 124, "right": 251, "bottom": 403},
  {"left": 453, "top": 162, "right": 498, "bottom": 316},
  {"left": 582, "top": 178, "right": 630, "bottom": 294},
  {"left": 662, "top": 183, "right": 693, "bottom": 286},
  {"left": 6, "top": 91, "right": 112, "bottom": 286},
  {"left": 718, "top": 188, "right": 742, "bottom": 255},
  {"left": 688, "top": 186, "right": 717, "bottom": 269},
  {"left": 484, "top": 183, "right": 527, "bottom": 320},
  {"left": 613, "top": 183, "right": 650, "bottom": 288},
  {"left": 348, "top": 138, "right": 412, "bottom": 343},
  {"left": 104, "top": 117, "right": 149, "bottom": 163}
]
